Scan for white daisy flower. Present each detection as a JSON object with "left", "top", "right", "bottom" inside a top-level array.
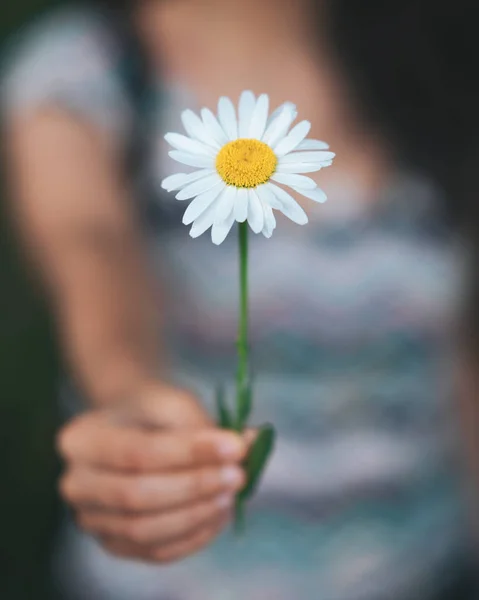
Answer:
[{"left": 161, "top": 91, "right": 335, "bottom": 245}]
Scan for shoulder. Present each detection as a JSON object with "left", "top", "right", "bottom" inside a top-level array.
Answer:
[{"left": 1, "top": 7, "right": 132, "bottom": 139}]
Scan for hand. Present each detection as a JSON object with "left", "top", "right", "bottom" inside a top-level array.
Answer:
[{"left": 57, "top": 383, "right": 247, "bottom": 563}]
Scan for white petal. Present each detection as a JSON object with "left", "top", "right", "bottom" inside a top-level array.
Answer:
[
  {"left": 267, "top": 102, "right": 297, "bottom": 127},
  {"left": 260, "top": 215, "right": 275, "bottom": 237},
  {"left": 256, "top": 183, "right": 283, "bottom": 209},
  {"left": 201, "top": 108, "right": 229, "bottom": 146},
  {"left": 176, "top": 173, "right": 222, "bottom": 200},
  {"left": 212, "top": 210, "right": 236, "bottom": 245},
  {"left": 280, "top": 151, "right": 335, "bottom": 164},
  {"left": 248, "top": 94, "right": 269, "bottom": 140},
  {"left": 268, "top": 184, "right": 309, "bottom": 225},
  {"left": 181, "top": 109, "right": 220, "bottom": 148},
  {"left": 169, "top": 151, "right": 215, "bottom": 169},
  {"left": 189, "top": 196, "right": 222, "bottom": 238},
  {"left": 262, "top": 227, "right": 273, "bottom": 239},
  {"left": 295, "top": 139, "right": 330, "bottom": 151},
  {"left": 256, "top": 191, "right": 276, "bottom": 238},
  {"left": 271, "top": 172, "right": 316, "bottom": 189},
  {"left": 262, "top": 215, "right": 276, "bottom": 237},
  {"left": 234, "top": 187, "right": 249, "bottom": 222},
  {"left": 238, "top": 91, "right": 256, "bottom": 138},
  {"left": 164, "top": 133, "right": 215, "bottom": 156},
  {"left": 276, "top": 150, "right": 335, "bottom": 174},
  {"left": 274, "top": 120, "right": 311, "bottom": 156},
  {"left": 292, "top": 185, "right": 328, "bottom": 203},
  {"left": 214, "top": 186, "right": 237, "bottom": 223},
  {"left": 217, "top": 96, "right": 238, "bottom": 141},
  {"left": 161, "top": 173, "right": 188, "bottom": 192},
  {"left": 247, "top": 189, "right": 264, "bottom": 233},
  {"left": 276, "top": 162, "right": 324, "bottom": 174},
  {"left": 182, "top": 185, "right": 224, "bottom": 225},
  {"left": 161, "top": 169, "right": 214, "bottom": 192},
  {"left": 262, "top": 105, "right": 297, "bottom": 147}
]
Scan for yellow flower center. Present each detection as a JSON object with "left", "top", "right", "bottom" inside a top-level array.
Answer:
[{"left": 215, "top": 138, "right": 277, "bottom": 188}]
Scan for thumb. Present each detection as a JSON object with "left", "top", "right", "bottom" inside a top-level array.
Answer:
[{"left": 111, "top": 382, "right": 213, "bottom": 430}]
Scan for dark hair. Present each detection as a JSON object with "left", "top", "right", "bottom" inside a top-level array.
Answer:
[
  {"left": 327, "top": 0, "right": 479, "bottom": 348},
  {"left": 327, "top": 0, "right": 479, "bottom": 216}
]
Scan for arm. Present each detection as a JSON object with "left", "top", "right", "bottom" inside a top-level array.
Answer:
[
  {"left": 6, "top": 109, "right": 158, "bottom": 406},
  {"left": 5, "top": 109, "right": 246, "bottom": 561}
]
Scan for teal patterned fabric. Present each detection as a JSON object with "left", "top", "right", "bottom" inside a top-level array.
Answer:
[{"left": 1, "top": 7, "right": 470, "bottom": 600}]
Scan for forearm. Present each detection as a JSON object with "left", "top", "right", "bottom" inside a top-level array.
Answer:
[
  {"left": 50, "top": 226, "right": 162, "bottom": 406},
  {"left": 7, "top": 111, "right": 163, "bottom": 406}
]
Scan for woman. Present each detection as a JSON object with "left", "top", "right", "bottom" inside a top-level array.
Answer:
[{"left": 1, "top": 0, "right": 472, "bottom": 598}]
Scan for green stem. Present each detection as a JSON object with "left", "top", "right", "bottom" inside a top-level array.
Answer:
[
  {"left": 234, "top": 222, "right": 249, "bottom": 532},
  {"left": 236, "top": 222, "right": 249, "bottom": 432}
]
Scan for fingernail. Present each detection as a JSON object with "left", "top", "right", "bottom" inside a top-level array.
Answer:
[
  {"left": 220, "top": 466, "right": 243, "bottom": 487},
  {"left": 215, "top": 493, "right": 234, "bottom": 508}
]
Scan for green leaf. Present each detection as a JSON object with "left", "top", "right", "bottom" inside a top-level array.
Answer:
[
  {"left": 236, "top": 378, "right": 253, "bottom": 430},
  {"left": 239, "top": 424, "right": 276, "bottom": 500},
  {"left": 215, "top": 384, "right": 233, "bottom": 429}
]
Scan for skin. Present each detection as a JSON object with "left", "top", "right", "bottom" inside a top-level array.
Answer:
[
  {"left": 58, "top": 385, "right": 248, "bottom": 562},
  {"left": 5, "top": 0, "right": 389, "bottom": 562},
  {"left": 6, "top": 108, "right": 248, "bottom": 561}
]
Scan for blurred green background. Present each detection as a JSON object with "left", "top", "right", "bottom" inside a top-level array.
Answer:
[{"left": 1, "top": 2, "right": 62, "bottom": 598}]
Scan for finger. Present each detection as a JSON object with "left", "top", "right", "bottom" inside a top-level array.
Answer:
[
  {"left": 78, "top": 494, "right": 233, "bottom": 546},
  {"left": 60, "top": 464, "right": 245, "bottom": 512},
  {"left": 244, "top": 428, "right": 258, "bottom": 448},
  {"left": 115, "top": 384, "right": 212, "bottom": 429},
  {"left": 101, "top": 517, "right": 228, "bottom": 564},
  {"left": 58, "top": 417, "right": 247, "bottom": 472},
  {"left": 151, "top": 517, "right": 228, "bottom": 563}
]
